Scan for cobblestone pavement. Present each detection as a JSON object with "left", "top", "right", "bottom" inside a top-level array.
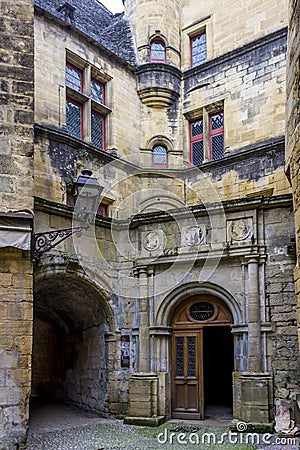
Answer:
[{"left": 26, "top": 403, "right": 299, "bottom": 450}]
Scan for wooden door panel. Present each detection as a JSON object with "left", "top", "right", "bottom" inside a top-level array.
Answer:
[
  {"left": 172, "top": 331, "right": 204, "bottom": 419},
  {"left": 175, "top": 385, "right": 185, "bottom": 409},
  {"left": 187, "top": 384, "right": 198, "bottom": 410}
]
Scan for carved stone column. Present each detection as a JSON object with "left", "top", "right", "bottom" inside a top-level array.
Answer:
[
  {"left": 232, "top": 255, "right": 273, "bottom": 428},
  {"left": 125, "top": 266, "right": 165, "bottom": 425},
  {"left": 136, "top": 266, "right": 150, "bottom": 372},
  {"left": 246, "top": 256, "right": 262, "bottom": 372}
]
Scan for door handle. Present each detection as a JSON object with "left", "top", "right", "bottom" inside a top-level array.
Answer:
[{"left": 183, "top": 378, "right": 188, "bottom": 385}]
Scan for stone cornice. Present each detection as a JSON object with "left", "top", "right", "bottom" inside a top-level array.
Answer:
[
  {"left": 35, "top": 124, "right": 285, "bottom": 180},
  {"left": 35, "top": 194, "right": 293, "bottom": 229}
]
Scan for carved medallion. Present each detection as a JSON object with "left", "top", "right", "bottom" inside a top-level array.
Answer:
[
  {"left": 183, "top": 226, "right": 205, "bottom": 246},
  {"left": 143, "top": 231, "right": 161, "bottom": 251},
  {"left": 228, "top": 219, "right": 252, "bottom": 241}
]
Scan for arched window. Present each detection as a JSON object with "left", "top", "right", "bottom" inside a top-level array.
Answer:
[
  {"left": 150, "top": 40, "right": 166, "bottom": 63},
  {"left": 152, "top": 145, "right": 168, "bottom": 168}
]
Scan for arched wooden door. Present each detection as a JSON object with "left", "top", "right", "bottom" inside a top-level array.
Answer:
[{"left": 171, "top": 295, "right": 233, "bottom": 420}]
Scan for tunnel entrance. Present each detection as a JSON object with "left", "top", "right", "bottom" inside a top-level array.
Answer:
[{"left": 31, "top": 274, "right": 112, "bottom": 416}]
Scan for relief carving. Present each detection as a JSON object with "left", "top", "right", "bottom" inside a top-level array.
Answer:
[
  {"left": 182, "top": 226, "right": 205, "bottom": 247},
  {"left": 228, "top": 218, "right": 252, "bottom": 241},
  {"left": 143, "top": 231, "right": 162, "bottom": 251}
]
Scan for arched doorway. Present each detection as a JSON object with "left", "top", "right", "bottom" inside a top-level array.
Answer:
[
  {"left": 31, "top": 272, "right": 113, "bottom": 416},
  {"left": 171, "top": 295, "right": 233, "bottom": 420}
]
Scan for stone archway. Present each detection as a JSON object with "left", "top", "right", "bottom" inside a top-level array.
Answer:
[
  {"left": 171, "top": 294, "right": 234, "bottom": 419},
  {"left": 155, "top": 282, "right": 242, "bottom": 420},
  {"left": 31, "top": 270, "right": 114, "bottom": 416}
]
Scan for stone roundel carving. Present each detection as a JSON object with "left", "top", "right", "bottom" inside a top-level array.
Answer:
[
  {"left": 229, "top": 219, "right": 252, "bottom": 241},
  {"left": 143, "top": 231, "right": 162, "bottom": 251},
  {"left": 184, "top": 226, "right": 204, "bottom": 246}
]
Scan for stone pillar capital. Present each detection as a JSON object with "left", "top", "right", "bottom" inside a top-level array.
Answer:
[
  {"left": 244, "top": 255, "right": 260, "bottom": 264},
  {"left": 133, "top": 265, "right": 153, "bottom": 277}
]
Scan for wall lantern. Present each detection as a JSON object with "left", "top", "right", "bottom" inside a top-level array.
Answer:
[{"left": 32, "top": 169, "right": 103, "bottom": 260}]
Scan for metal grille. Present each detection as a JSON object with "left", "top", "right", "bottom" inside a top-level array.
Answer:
[
  {"left": 176, "top": 337, "right": 184, "bottom": 377},
  {"left": 191, "top": 33, "right": 206, "bottom": 67},
  {"left": 66, "top": 100, "right": 81, "bottom": 139},
  {"left": 153, "top": 145, "right": 167, "bottom": 166},
  {"left": 192, "top": 141, "right": 203, "bottom": 166},
  {"left": 66, "top": 64, "right": 82, "bottom": 92},
  {"left": 211, "top": 134, "right": 224, "bottom": 160},
  {"left": 151, "top": 41, "right": 165, "bottom": 61},
  {"left": 91, "top": 112, "right": 104, "bottom": 148},
  {"left": 191, "top": 119, "right": 203, "bottom": 137},
  {"left": 187, "top": 337, "right": 196, "bottom": 377},
  {"left": 190, "top": 302, "right": 214, "bottom": 321},
  {"left": 211, "top": 113, "right": 223, "bottom": 130},
  {"left": 91, "top": 79, "right": 104, "bottom": 103}
]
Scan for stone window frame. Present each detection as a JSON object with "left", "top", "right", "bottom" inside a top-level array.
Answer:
[
  {"left": 148, "top": 32, "right": 168, "bottom": 63},
  {"left": 150, "top": 39, "right": 167, "bottom": 63},
  {"left": 182, "top": 15, "right": 213, "bottom": 71},
  {"left": 147, "top": 135, "right": 173, "bottom": 169},
  {"left": 185, "top": 100, "right": 225, "bottom": 166},
  {"left": 65, "top": 50, "right": 112, "bottom": 150},
  {"left": 140, "top": 135, "right": 177, "bottom": 169}
]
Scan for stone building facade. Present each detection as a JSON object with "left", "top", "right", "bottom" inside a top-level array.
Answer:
[
  {"left": 0, "top": 0, "right": 300, "bottom": 448},
  {"left": 0, "top": 1, "right": 34, "bottom": 448},
  {"left": 286, "top": 0, "right": 300, "bottom": 350}
]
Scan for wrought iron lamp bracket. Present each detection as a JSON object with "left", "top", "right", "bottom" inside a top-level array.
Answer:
[{"left": 32, "top": 226, "right": 84, "bottom": 260}]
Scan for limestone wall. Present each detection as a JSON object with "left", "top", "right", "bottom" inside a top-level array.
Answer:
[
  {"left": 0, "top": 1, "right": 34, "bottom": 448},
  {"left": 0, "top": 1, "right": 34, "bottom": 213},
  {"left": 125, "top": 0, "right": 181, "bottom": 65},
  {"left": 286, "top": 0, "right": 300, "bottom": 350},
  {"left": 180, "top": 0, "right": 288, "bottom": 70},
  {"left": 34, "top": 13, "right": 141, "bottom": 158}
]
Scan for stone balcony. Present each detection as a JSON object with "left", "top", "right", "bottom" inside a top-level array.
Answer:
[{"left": 136, "top": 63, "right": 181, "bottom": 108}]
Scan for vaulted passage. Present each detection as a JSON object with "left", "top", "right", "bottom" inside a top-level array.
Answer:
[{"left": 31, "top": 275, "right": 112, "bottom": 416}]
